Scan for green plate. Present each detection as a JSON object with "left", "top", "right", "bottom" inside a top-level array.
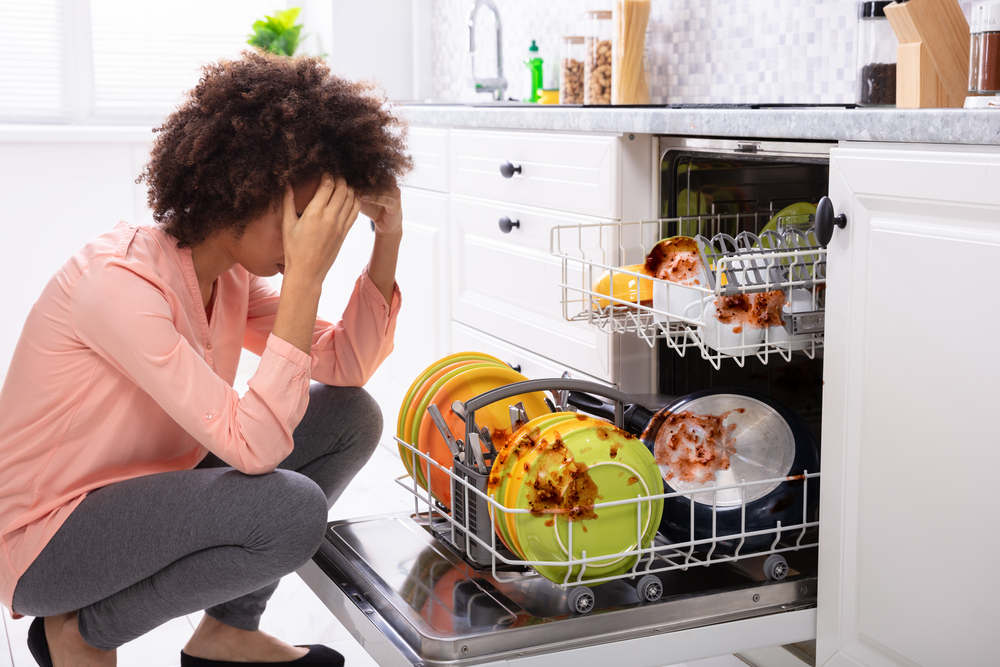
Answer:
[
  {"left": 488, "top": 412, "right": 579, "bottom": 552},
  {"left": 501, "top": 416, "right": 608, "bottom": 557},
  {"left": 511, "top": 424, "right": 663, "bottom": 585}
]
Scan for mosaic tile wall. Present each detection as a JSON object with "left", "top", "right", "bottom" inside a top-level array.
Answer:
[{"left": 432, "top": 0, "right": 974, "bottom": 105}]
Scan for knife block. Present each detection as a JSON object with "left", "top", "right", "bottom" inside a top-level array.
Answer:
[{"left": 885, "top": 0, "right": 970, "bottom": 107}]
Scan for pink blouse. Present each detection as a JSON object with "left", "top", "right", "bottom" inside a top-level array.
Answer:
[{"left": 0, "top": 221, "right": 400, "bottom": 610}]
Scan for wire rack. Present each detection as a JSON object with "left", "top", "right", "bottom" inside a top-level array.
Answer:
[
  {"left": 393, "top": 439, "right": 819, "bottom": 599},
  {"left": 550, "top": 212, "right": 827, "bottom": 369}
]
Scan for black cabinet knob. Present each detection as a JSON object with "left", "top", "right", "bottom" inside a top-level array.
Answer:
[
  {"left": 815, "top": 196, "right": 847, "bottom": 247},
  {"left": 500, "top": 161, "right": 522, "bottom": 178},
  {"left": 499, "top": 216, "right": 520, "bottom": 233}
]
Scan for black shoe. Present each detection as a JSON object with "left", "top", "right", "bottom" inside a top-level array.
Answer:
[
  {"left": 26, "top": 617, "right": 54, "bottom": 667},
  {"left": 180, "top": 645, "right": 345, "bottom": 667}
]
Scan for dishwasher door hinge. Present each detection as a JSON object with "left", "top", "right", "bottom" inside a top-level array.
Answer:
[{"left": 735, "top": 142, "right": 761, "bottom": 154}]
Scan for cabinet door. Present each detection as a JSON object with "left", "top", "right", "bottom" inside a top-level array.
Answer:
[
  {"left": 449, "top": 193, "right": 619, "bottom": 383},
  {"left": 818, "top": 143, "right": 1000, "bottom": 667}
]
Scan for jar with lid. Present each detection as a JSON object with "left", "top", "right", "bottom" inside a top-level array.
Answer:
[
  {"left": 584, "top": 10, "right": 613, "bottom": 105},
  {"left": 976, "top": 1, "right": 1000, "bottom": 94},
  {"left": 856, "top": 1, "right": 899, "bottom": 106},
  {"left": 560, "top": 36, "right": 585, "bottom": 104}
]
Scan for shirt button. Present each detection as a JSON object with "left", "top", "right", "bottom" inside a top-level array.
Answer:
[
  {"left": 205, "top": 412, "right": 214, "bottom": 420},
  {"left": 206, "top": 342, "right": 212, "bottom": 350}
]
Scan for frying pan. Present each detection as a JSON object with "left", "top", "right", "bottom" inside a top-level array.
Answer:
[{"left": 568, "top": 387, "right": 819, "bottom": 555}]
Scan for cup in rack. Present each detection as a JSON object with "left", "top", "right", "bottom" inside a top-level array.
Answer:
[
  {"left": 767, "top": 288, "right": 816, "bottom": 352},
  {"left": 683, "top": 295, "right": 764, "bottom": 357}
]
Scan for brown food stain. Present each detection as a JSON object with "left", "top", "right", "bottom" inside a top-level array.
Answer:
[
  {"left": 627, "top": 476, "right": 639, "bottom": 486},
  {"left": 595, "top": 426, "right": 611, "bottom": 440},
  {"left": 652, "top": 408, "right": 746, "bottom": 485},
  {"left": 544, "top": 519, "right": 554, "bottom": 527},
  {"left": 645, "top": 238, "right": 702, "bottom": 285},
  {"left": 526, "top": 437, "right": 600, "bottom": 523},
  {"left": 714, "top": 290, "right": 786, "bottom": 330},
  {"left": 609, "top": 441, "right": 622, "bottom": 458}
]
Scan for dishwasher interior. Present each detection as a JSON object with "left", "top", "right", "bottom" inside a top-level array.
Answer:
[{"left": 301, "top": 136, "right": 833, "bottom": 667}]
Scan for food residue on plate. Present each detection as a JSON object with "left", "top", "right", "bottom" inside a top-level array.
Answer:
[
  {"left": 714, "top": 290, "right": 785, "bottom": 329},
  {"left": 651, "top": 408, "right": 745, "bottom": 485}
]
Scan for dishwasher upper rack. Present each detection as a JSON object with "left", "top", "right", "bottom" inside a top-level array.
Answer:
[
  {"left": 392, "top": 378, "right": 821, "bottom": 614},
  {"left": 550, "top": 212, "right": 827, "bottom": 369}
]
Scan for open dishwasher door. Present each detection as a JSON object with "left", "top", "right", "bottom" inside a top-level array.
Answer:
[{"left": 298, "top": 512, "right": 817, "bottom": 667}]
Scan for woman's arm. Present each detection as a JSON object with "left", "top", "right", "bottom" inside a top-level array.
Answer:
[{"left": 360, "top": 187, "right": 403, "bottom": 305}]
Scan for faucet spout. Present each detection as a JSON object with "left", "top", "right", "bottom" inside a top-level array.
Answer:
[{"left": 468, "top": 0, "right": 506, "bottom": 101}]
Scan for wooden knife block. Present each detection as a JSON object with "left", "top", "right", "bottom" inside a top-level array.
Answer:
[{"left": 885, "top": 0, "right": 969, "bottom": 108}]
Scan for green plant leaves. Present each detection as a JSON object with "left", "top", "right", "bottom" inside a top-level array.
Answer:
[{"left": 247, "top": 7, "right": 303, "bottom": 56}]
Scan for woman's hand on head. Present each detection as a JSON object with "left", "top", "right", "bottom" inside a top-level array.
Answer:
[
  {"left": 281, "top": 174, "right": 361, "bottom": 285},
  {"left": 359, "top": 186, "right": 403, "bottom": 237}
]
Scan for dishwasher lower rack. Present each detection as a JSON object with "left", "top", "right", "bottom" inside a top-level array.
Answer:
[
  {"left": 550, "top": 212, "right": 827, "bottom": 369},
  {"left": 393, "top": 434, "right": 820, "bottom": 615}
]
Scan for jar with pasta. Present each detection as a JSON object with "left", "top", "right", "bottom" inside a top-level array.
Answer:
[
  {"left": 560, "top": 36, "right": 585, "bottom": 104},
  {"left": 585, "top": 10, "right": 613, "bottom": 105},
  {"left": 612, "top": 0, "right": 651, "bottom": 104}
]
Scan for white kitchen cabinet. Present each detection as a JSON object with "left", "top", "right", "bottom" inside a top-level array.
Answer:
[
  {"left": 818, "top": 142, "right": 1000, "bottom": 667},
  {"left": 448, "top": 129, "right": 621, "bottom": 219},
  {"left": 449, "top": 193, "right": 619, "bottom": 381}
]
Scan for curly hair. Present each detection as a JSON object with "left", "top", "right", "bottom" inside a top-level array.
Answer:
[{"left": 139, "top": 50, "right": 413, "bottom": 248}]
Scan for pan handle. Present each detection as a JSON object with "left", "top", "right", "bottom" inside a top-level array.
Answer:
[
  {"left": 567, "top": 391, "right": 659, "bottom": 437},
  {"left": 463, "top": 379, "right": 627, "bottom": 448}
]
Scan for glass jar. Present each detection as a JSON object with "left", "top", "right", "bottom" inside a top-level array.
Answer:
[
  {"left": 584, "top": 10, "right": 613, "bottom": 105},
  {"left": 560, "top": 36, "right": 585, "bottom": 104},
  {"left": 856, "top": 1, "right": 899, "bottom": 106},
  {"left": 969, "top": 3, "right": 984, "bottom": 94},
  {"left": 977, "top": 1, "right": 1000, "bottom": 94}
]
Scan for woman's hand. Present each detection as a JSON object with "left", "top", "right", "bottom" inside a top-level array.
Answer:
[
  {"left": 282, "top": 174, "right": 362, "bottom": 285},
  {"left": 359, "top": 186, "right": 403, "bottom": 237}
]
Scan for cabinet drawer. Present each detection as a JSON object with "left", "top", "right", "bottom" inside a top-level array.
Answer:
[
  {"left": 449, "top": 194, "right": 617, "bottom": 382},
  {"left": 449, "top": 129, "right": 620, "bottom": 218},
  {"left": 405, "top": 127, "right": 449, "bottom": 192},
  {"left": 451, "top": 322, "right": 610, "bottom": 387}
]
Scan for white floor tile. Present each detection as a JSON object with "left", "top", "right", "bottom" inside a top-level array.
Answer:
[{"left": 1, "top": 614, "right": 14, "bottom": 667}]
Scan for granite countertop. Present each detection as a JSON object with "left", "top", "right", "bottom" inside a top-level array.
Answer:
[{"left": 401, "top": 105, "right": 1000, "bottom": 145}]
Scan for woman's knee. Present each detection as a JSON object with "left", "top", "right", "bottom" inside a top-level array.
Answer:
[
  {"left": 241, "top": 470, "right": 328, "bottom": 556},
  {"left": 307, "top": 384, "right": 383, "bottom": 451}
]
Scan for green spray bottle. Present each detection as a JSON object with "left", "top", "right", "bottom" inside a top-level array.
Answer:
[{"left": 523, "top": 40, "right": 543, "bottom": 103}]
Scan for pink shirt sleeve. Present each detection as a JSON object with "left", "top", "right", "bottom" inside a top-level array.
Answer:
[
  {"left": 243, "top": 267, "right": 402, "bottom": 387},
  {"left": 70, "top": 259, "right": 311, "bottom": 475}
]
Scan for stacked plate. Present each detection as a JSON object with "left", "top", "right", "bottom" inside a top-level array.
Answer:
[
  {"left": 396, "top": 352, "right": 549, "bottom": 509},
  {"left": 487, "top": 413, "right": 663, "bottom": 586}
]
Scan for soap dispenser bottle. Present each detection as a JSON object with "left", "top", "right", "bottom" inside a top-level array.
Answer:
[{"left": 523, "top": 40, "right": 543, "bottom": 103}]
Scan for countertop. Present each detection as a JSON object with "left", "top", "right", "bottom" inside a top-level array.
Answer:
[{"left": 400, "top": 104, "right": 1000, "bottom": 145}]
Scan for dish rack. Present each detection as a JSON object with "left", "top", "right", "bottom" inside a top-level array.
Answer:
[
  {"left": 550, "top": 211, "right": 828, "bottom": 369},
  {"left": 393, "top": 378, "right": 821, "bottom": 614}
]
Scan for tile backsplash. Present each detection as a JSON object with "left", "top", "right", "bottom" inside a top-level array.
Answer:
[{"left": 432, "top": 0, "right": 974, "bottom": 105}]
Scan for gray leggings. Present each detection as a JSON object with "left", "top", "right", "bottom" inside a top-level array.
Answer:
[{"left": 11, "top": 383, "right": 382, "bottom": 651}]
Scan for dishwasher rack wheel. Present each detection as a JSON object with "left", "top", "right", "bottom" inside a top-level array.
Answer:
[
  {"left": 567, "top": 587, "right": 596, "bottom": 614},
  {"left": 636, "top": 574, "right": 663, "bottom": 602},
  {"left": 763, "top": 554, "right": 788, "bottom": 581}
]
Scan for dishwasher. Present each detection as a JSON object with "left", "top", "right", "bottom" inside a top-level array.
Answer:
[{"left": 300, "top": 136, "right": 834, "bottom": 667}]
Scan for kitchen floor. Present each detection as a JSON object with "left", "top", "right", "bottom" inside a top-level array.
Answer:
[{"left": 0, "top": 365, "right": 748, "bottom": 667}]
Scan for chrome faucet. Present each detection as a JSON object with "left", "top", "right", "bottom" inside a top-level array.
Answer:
[{"left": 468, "top": 0, "right": 506, "bottom": 101}]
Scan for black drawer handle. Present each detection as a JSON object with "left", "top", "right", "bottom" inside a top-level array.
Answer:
[
  {"left": 815, "top": 196, "right": 847, "bottom": 247},
  {"left": 500, "top": 161, "right": 522, "bottom": 178},
  {"left": 499, "top": 216, "right": 520, "bottom": 233}
]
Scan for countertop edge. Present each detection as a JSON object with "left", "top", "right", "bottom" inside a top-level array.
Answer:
[{"left": 399, "top": 106, "right": 1000, "bottom": 145}]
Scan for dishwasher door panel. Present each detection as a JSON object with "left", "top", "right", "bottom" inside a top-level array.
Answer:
[{"left": 300, "top": 513, "right": 817, "bottom": 667}]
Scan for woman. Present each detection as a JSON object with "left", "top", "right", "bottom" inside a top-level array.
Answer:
[{"left": 0, "top": 50, "right": 412, "bottom": 666}]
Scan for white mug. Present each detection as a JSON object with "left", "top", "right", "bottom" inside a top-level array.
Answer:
[
  {"left": 683, "top": 295, "right": 764, "bottom": 357},
  {"left": 768, "top": 288, "right": 816, "bottom": 352}
]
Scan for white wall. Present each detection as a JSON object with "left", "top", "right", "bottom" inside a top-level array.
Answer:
[{"left": 0, "top": 127, "right": 154, "bottom": 380}]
